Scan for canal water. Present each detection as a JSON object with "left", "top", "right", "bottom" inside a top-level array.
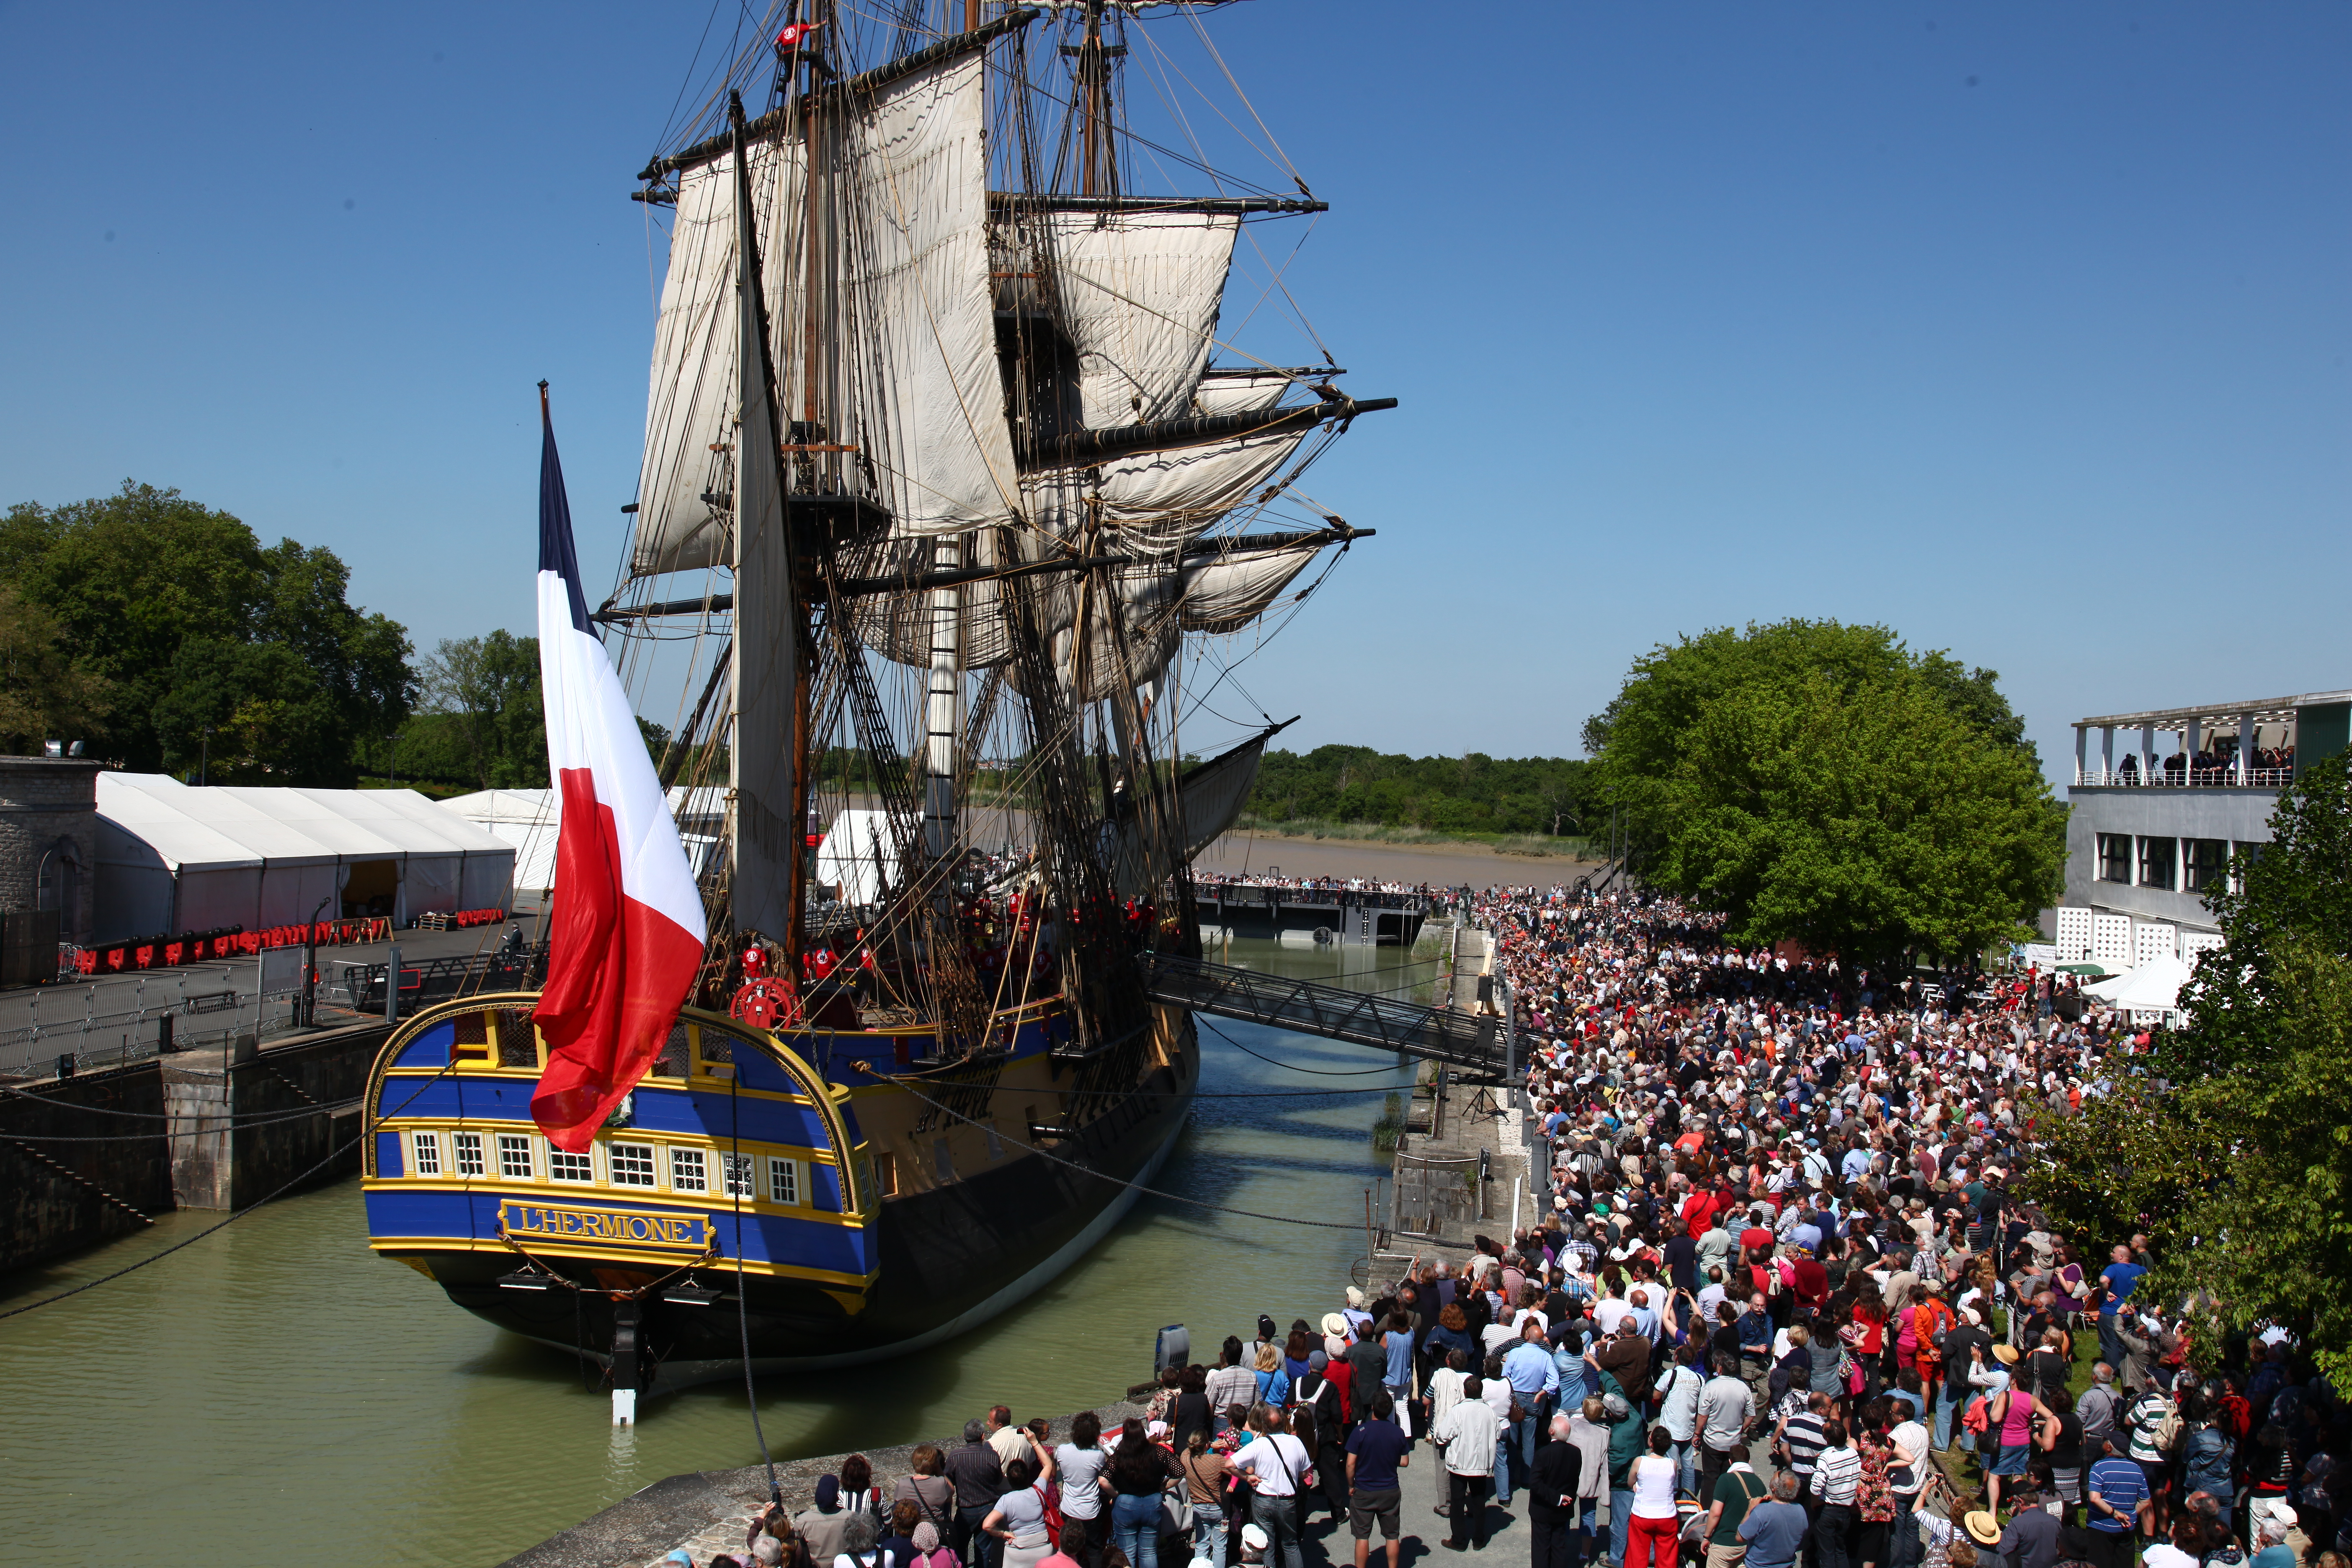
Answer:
[{"left": 0, "top": 936, "right": 1439, "bottom": 1566}]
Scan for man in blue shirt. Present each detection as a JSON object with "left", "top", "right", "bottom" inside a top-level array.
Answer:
[
  {"left": 2085, "top": 1450, "right": 2152, "bottom": 1568},
  {"left": 1501, "top": 1320, "right": 1562, "bottom": 1506},
  {"left": 1738, "top": 1473, "right": 1812, "bottom": 1568},
  {"left": 2097, "top": 1246, "right": 2148, "bottom": 1378}
]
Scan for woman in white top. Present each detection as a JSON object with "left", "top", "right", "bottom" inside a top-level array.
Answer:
[{"left": 1625, "top": 1427, "right": 1683, "bottom": 1568}]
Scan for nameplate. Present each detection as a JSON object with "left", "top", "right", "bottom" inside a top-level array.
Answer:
[{"left": 499, "top": 1202, "right": 712, "bottom": 1251}]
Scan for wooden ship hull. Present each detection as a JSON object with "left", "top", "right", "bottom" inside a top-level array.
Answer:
[{"left": 362, "top": 993, "right": 1197, "bottom": 1385}]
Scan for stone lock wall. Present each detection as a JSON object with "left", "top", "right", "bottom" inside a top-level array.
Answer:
[{"left": 0, "top": 757, "right": 101, "bottom": 947}]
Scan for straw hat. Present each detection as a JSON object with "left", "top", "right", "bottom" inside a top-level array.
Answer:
[
  {"left": 1993, "top": 1344, "right": 2019, "bottom": 1364},
  {"left": 1963, "top": 1513, "right": 2004, "bottom": 1548}
]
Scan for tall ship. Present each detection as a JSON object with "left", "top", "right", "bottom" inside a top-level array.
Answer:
[{"left": 359, "top": 0, "right": 1390, "bottom": 1403}]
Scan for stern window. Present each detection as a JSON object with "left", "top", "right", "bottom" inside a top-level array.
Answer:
[
  {"left": 722, "top": 1152, "right": 755, "bottom": 1198},
  {"left": 453, "top": 1132, "right": 485, "bottom": 1177},
  {"left": 609, "top": 1142, "right": 655, "bottom": 1188},
  {"left": 410, "top": 1132, "right": 442, "bottom": 1176},
  {"left": 497, "top": 1134, "right": 534, "bottom": 1180},
  {"left": 768, "top": 1157, "right": 799, "bottom": 1205},
  {"left": 549, "top": 1149, "right": 593, "bottom": 1184},
  {"left": 670, "top": 1148, "right": 709, "bottom": 1194}
]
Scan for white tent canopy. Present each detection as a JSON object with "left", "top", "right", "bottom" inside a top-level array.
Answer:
[
  {"left": 2083, "top": 954, "right": 2193, "bottom": 1014},
  {"left": 93, "top": 774, "right": 516, "bottom": 943},
  {"left": 438, "top": 786, "right": 726, "bottom": 907}
]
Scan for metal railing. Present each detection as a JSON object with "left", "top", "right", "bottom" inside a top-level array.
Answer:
[
  {"left": 1138, "top": 952, "right": 1504, "bottom": 1073},
  {"left": 2074, "top": 767, "right": 2294, "bottom": 789}
]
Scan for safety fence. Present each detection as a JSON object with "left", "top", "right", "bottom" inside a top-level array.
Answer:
[
  {"left": 0, "top": 943, "right": 545, "bottom": 1083},
  {"left": 62, "top": 910, "right": 510, "bottom": 980}
]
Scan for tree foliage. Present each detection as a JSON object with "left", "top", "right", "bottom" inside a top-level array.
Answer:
[
  {"left": 1244, "top": 745, "right": 1595, "bottom": 836},
  {"left": 0, "top": 482, "right": 413, "bottom": 782},
  {"left": 405, "top": 632, "right": 549, "bottom": 789},
  {"left": 1585, "top": 620, "right": 2064, "bottom": 965},
  {"left": 2051, "top": 753, "right": 2352, "bottom": 1387},
  {"left": 0, "top": 583, "right": 111, "bottom": 753}
]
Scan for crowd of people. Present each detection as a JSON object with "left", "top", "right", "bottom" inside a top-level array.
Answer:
[{"left": 666, "top": 881, "right": 2345, "bottom": 1568}]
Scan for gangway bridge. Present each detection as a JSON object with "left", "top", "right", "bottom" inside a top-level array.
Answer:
[{"left": 1137, "top": 953, "right": 1510, "bottom": 1077}]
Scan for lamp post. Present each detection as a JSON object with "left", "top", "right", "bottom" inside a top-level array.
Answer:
[
  {"left": 198, "top": 727, "right": 213, "bottom": 787},
  {"left": 302, "top": 893, "right": 333, "bottom": 1027}
]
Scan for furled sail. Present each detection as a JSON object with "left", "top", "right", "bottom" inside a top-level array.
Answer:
[
  {"left": 729, "top": 136, "right": 802, "bottom": 944},
  {"left": 1193, "top": 370, "right": 1297, "bottom": 416},
  {"left": 1176, "top": 539, "right": 1324, "bottom": 633},
  {"left": 833, "top": 49, "right": 1020, "bottom": 539}
]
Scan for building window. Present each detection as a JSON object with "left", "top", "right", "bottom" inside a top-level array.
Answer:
[
  {"left": 722, "top": 1152, "right": 754, "bottom": 1198},
  {"left": 410, "top": 1132, "right": 442, "bottom": 1177},
  {"left": 2138, "top": 836, "right": 2177, "bottom": 891},
  {"left": 2097, "top": 834, "right": 2132, "bottom": 884},
  {"left": 670, "top": 1147, "right": 709, "bottom": 1194},
  {"left": 497, "top": 1134, "right": 534, "bottom": 1180},
  {"left": 876, "top": 1151, "right": 899, "bottom": 1198},
  {"left": 768, "top": 1157, "right": 799, "bottom": 1205},
  {"left": 453, "top": 1132, "right": 485, "bottom": 1177},
  {"left": 2184, "top": 838, "right": 2228, "bottom": 893},
  {"left": 549, "top": 1149, "right": 594, "bottom": 1184},
  {"left": 609, "top": 1142, "right": 655, "bottom": 1188}
]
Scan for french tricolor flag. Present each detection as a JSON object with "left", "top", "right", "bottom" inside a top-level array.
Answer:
[{"left": 530, "top": 388, "right": 709, "bottom": 1152}]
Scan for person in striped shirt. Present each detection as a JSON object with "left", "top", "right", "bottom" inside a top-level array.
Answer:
[
  {"left": 1810, "top": 1421, "right": 1863, "bottom": 1568},
  {"left": 1776, "top": 1392, "right": 1831, "bottom": 1502}
]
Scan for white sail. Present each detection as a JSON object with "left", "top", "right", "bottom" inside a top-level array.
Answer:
[
  {"left": 836, "top": 50, "right": 1018, "bottom": 539},
  {"left": 1177, "top": 540, "right": 1323, "bottom": 634},
  {"left": 634, "top": 145, "right": 789, "bottom": 578},
  {"left": 1098, "top": 425, "right": 1312, "bottom": 559},
  {"left": 1046, "top": 211, "right": 1240, "bottom": 429}
]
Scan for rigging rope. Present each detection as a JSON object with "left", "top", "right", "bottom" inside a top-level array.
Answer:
[
  {"left": 730, "top": 1069, "right": 783, "bottom": 1506},
  {"left": 1191, "top": 1014, "right": 1421, "bottom": 1077}
]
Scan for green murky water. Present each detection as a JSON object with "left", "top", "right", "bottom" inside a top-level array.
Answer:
[{"left": 0, "top": 936, "right": 1436, "bottom": 1565}]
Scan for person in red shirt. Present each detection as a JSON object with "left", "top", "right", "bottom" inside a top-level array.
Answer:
[{"left": 1681, "top": 1182, "right": 1719, "bottom": 1240}]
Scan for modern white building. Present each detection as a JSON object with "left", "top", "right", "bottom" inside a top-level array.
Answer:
[{"left": 2055, "top": 687, "right": 2349, "bottom": 967}]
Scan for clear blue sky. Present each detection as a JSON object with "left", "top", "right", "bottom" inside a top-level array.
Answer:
[{"left": 3, "top": 1, "right": 2344, "bottom": 778}]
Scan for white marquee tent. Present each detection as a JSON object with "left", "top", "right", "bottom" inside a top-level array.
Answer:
[
  {"left": 2083, "top": 954, "right": 2195, "bottom": 1019},
  {"left": 437, "top": 787, "right": 726, "bottom": 907},
  {"left": 93, "top": 774, "right": 516, "bottom": 943}
]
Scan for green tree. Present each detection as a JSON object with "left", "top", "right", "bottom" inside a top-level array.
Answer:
[
  {"left": 0, "top": 482, "right": 413, "bottom": 781},
  {"left": 0, "top": 583, "right": 111, "bottom": 753},
  {"left": 418, "top": 631, "right": 548, "bottom": 789},
  {"left": 1586, "top": 620, "right": 2063, "bottom": 966},
  {"left": 2040, "top": 755, "right": 2352, "bottom": 1384}
]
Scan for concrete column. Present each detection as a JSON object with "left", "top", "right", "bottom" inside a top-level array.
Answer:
[
  {"left": 2075, "top": 727, "right": 2089, "bottom": 784},
  {"left": 2187, "top": 718, "right": 2203, "bottom": 779},
  {"left": 2100, "top": 726, "right": 2115, "bottom": 781},
  {"left": 2239, "top": 719, "right": 2256, "bottom": 780},
  {"left": 2141, "top": 726, "right": 2158, "bottom": 779}
]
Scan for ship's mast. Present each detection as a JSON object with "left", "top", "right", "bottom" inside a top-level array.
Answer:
[{"left": 1072, "top": 1, "right": 1119, "bottom": 199}]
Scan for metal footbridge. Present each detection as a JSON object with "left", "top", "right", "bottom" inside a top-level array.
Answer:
[{"left": 1137, "top": 953, "right": 1509, "bottom": 1075}]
